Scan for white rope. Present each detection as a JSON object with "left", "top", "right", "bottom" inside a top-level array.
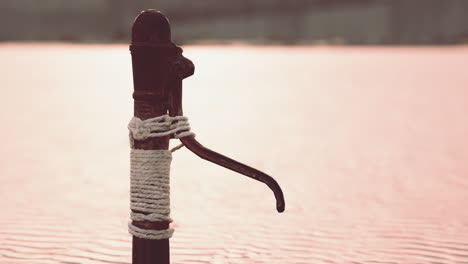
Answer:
[
  {"left": 128, "top": 115, "right": 193, "bottom": 240},
  {"left": 128, "top": 114, "right": 195, "bottom": 149}
]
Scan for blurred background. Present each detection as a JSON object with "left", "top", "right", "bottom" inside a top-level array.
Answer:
[
  {"left": 1, "top": 0, "right": 468, "bottom": 45},
  {"left": 2, "top": 1, "right": 468, "bottom": 264}
]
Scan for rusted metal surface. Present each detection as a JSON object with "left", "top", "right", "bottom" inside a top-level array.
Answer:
[
  {"left": 130, "top": 10, "right": 176, "bottom": 264},
  {"left": 130, "top": 9, "right": 285, "bottom": 264}
]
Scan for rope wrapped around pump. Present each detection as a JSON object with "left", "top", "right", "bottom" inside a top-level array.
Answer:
[{"left": 128, "top": 115, "right": 194, "bottom": 240}]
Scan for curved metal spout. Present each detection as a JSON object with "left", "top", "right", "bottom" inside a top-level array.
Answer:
[
  {"left": 166, "top": 42, "right": 285, "bottom": 214},
  {"left": 180, "top": 136, "right": 285, "bottom": 213}
]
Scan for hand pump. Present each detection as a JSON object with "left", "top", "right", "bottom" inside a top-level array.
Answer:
[{"left": 129, "top": 10, "right": 285, "bottom": 264}]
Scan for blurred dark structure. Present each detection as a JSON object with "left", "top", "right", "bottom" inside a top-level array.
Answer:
[{"left": 1, "top": 0, "right": 467, "bottom": 45}]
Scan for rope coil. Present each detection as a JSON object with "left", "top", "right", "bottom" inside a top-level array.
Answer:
[
  {"left": 128, "top": 115, "right": 195, "bottom": 147},
  {"left": 128, "top": 115, "right": 193, "bottom": 240}
]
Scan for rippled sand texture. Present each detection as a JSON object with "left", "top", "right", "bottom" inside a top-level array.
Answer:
[{"left": 1, "top": 44, "right": 468, "bottom": 264}]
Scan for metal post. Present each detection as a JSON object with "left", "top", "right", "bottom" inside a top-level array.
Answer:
[{"left": 130, "top": 10, "right": 182, "bottom": 264}]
